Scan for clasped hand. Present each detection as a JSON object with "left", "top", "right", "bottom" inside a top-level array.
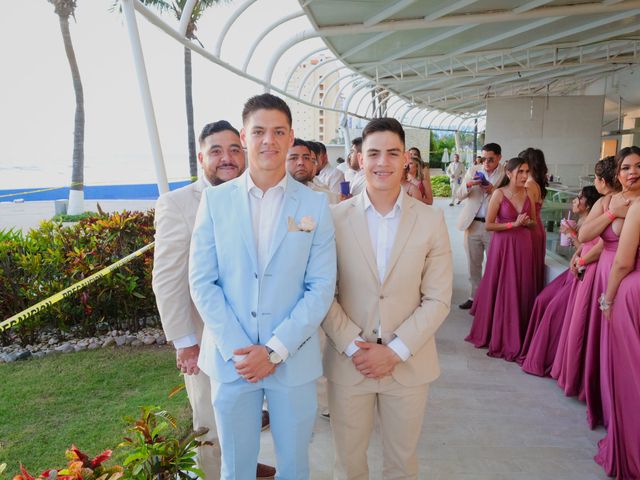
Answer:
[
  {"left": 514, "top": 213, "right": 530, "bottom": 227},
  {"left": 176, "top": 345, "right": 200, "bottom": 375},
  {"left": 234, "top": 345, "right": 276, "bottom": 383},
  {"left": 352, "top": 341, "right": 401, "bottom": 379}
]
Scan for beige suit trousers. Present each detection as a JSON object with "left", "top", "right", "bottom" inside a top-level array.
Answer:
[
  {"left": 328, "top": 378, "right": 429, "bottom": 480},
  {"left": 464, "top": 219, "right": 493, "bottom": 299},
  {"left": 184, "top": 370, "right": 221, "bottom": 480}
]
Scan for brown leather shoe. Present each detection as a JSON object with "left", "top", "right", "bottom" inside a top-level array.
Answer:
[
  {"left": 261, "top": 409, "right": 270, "bottom": 431},
  {"left": 256, "top": 462, "right": 276, "bottom": 478}
]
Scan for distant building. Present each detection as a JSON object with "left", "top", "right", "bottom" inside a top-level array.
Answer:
[{"left": 288, "top": 55, "right": 343, "bottom": 143}]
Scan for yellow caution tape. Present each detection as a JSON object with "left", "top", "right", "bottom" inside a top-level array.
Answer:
[{"left": 0, "top": 242, "right": 155, "bottom": 332}]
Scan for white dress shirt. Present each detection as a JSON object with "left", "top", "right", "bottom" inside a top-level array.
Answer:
[
  {"left": 349, "top": 170, "right": 367, "bottom": 196},
  {"left": 245, "top": 172, "right": 290, "bottom": 361},
  {"left": 317, "top": 164, "right": 345, "bottom": 194},
  {"left": 343, "top": 190, "right": 411, "bottom": 362}
]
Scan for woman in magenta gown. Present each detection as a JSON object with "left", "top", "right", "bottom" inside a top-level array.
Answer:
[
  {"left": 594, "top": 147, "right": 640, "bottom": 479},
  {"left": 520, "top": 147, "right": 548, "bottom": 294},
  {"left": 520, "top": 185, "right": 602, "bottom": 376},
  {"left": 551, "top": 157, "right": 616, "bottom": 397},
  {"left": 579, "top": 147, "right": 640, "bottom": 430},
  {"left": 466, "top": 157, "right": 537, "bottom": 361}
]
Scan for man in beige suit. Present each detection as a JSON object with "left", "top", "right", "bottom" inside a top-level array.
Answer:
[
  {"left": 323, "top": 118, "right": 453, "bottom": 479},
  {"left": 152, "top": 120, "right": 275, "bottom": 479},
  {"left": 455, "top": 143, "right": 505, "bottom": 310}
]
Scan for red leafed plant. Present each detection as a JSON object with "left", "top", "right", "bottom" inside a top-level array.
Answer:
[{"left": 10, "top": 446, "right": 122, "bottom": 480}]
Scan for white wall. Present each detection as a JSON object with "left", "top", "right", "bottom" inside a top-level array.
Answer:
[{"left": 485, "top": 96, "right": 604, "bottom": 186}]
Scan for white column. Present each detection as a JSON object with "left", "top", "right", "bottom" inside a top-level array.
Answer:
[{"left": 121, "top": 0, "right": 169, "bottom": 195}]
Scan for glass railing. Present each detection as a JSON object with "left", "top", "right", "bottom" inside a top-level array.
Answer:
[{"left": 541, "top": 185, "right": 582, "bottom": 263}]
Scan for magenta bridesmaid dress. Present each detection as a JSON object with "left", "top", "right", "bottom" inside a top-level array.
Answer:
[
  {"left": 550, "top": 238, "right": 600, "bottom": 398},
  {"left": 519, "top": 268, "right": 573, "bottom": 376},
  {"left": 466, "top": 195, "right": 536, "bottom": 361},
  {"left": 595, "top": 248, "right": 640, "bottom": 479},
  {"left": 584, "top": 225, "right": 618, "bottom": 429},
  {"left": 530, "top": 201, "right": 547, "bottom": 294}
]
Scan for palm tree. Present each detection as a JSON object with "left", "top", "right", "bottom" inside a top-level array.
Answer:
[
  {"left": 48, "top": 0, "right": 85, "bottom": 214},
  {"left": 138, "top": 0, "right": 221, "bottom": 182}
]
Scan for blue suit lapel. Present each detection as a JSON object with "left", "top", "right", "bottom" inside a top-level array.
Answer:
[
  {"left": 232, "top": 177, "right": 259, "bottom": 273},
  {"left": 266, "top": 177, "right": 300, "bottom": 271}
]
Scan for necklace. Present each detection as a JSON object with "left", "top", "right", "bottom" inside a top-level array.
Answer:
[{"left": 504, "top": 188, "right": 524, "bottom": 199}]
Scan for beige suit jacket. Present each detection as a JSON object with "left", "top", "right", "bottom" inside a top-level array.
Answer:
[
  {"left": 322, "top": 192, "right": 453, "bottom": 387},
  {"left": 455, "top": 164, "right": 505, "bottom": 231},
  {"left": 152, "top": 179, "right": 206, "bottom": 343}
]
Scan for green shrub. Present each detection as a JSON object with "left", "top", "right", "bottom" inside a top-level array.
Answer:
[
  {"left": 0, "top": 210, "right": 157, "bottom": 345},
  {"left": 431, "top": 175, "right": 451, "bottom": 197},
  {"left": 52, "top": 211, "right": 99, "bottom": 222}
]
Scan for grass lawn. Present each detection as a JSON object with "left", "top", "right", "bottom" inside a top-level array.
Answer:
[{"left": 0, "top": 345, "right": 192, "bottom": 476}]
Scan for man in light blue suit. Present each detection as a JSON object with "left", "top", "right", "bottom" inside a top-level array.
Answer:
[{"left": 189, "top": 93, "right": 337, "bottom": 479}]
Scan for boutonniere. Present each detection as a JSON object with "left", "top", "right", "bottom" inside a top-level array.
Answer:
[{"left": 288, "top": 215, "right": 317, "bottom": 232}]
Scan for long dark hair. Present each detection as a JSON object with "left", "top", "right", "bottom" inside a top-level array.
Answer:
[
  {"left": 581, "top": 185, "right": 602, "bottom": 210},
  {"left": 518, "top": 147, "right": 548, "bottom": 199},
  {"left": 498, "top": 157, "right": 529, "bottom": 188}
]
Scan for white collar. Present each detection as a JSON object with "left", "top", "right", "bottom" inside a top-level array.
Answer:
[
  {"left": 363, "top": 188, "right": 403, "bottom": 218},
  {"left": 245, "top": 170, "right": 287, "bottom": 195}
]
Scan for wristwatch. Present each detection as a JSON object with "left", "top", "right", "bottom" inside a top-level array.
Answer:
[{"left": 265, "top": 346, "right": 283, "bottom": 365}]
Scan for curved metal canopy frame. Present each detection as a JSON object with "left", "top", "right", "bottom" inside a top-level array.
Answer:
[{"left": 121, "top": 0, "right": 475, "bottom": 133}]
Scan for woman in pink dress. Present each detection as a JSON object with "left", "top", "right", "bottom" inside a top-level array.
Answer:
[
  {"left": 579, "top": 147, "right": 640, "bottom": 429},
  {"left": 552, "top": 157, "right": 617, "bottom": 398},
  {"left": 595, "top": 145, "right": 640, "bottom": 478},
  {"left": 520, "top": 185, "right": 602, "bottom": 376},
  {"left": 520, "top": 147, "right": 549, "bottom": 294},
  {"left": 466, "top": 157, "right": 537, "bottom": 361}
]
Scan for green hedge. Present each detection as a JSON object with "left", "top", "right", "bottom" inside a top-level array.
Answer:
[
  {"left": 431, "top": 175, "right": 451, "bottom": 197},
  {"left": 0, "top": 211, "right": 157, "bottom": 346}
]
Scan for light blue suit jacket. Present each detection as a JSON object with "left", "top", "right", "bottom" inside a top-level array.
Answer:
[{"left": 189, "top": 172, "right": 337, "bottom": 387}]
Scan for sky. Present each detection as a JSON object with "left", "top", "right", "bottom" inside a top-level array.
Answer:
[{"left": 0, "top": 0, "right": 322, "bottom": 189}]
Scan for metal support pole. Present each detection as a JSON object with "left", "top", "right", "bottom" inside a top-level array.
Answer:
[
  {"left": 473, "top": 118, "right": 478, "bottom": 155},
  {"left": 121, "top": 0, "right": 169, "bottom": 194}
]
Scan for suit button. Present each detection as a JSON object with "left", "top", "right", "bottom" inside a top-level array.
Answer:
[
  {"left": 254, "top": 273, "right": 258, "bottom": 279},
  {"left": 372, "top": 329, "right": 378, "bottom": 334},
  {"left": 379, "top": 295, "right": 384, "bottom": 299},
  {"left": 251, "top": 311, "right": 257, "bottom": 317}
]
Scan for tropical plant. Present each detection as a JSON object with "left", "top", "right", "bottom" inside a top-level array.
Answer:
[
  {"left": 136, "top": 0, "right": 224, "bottom": 182},
  {"left": 0, "top": 210, "right": 157, "bottom": 345},
  {"left": 431, "top": 175, "right": 452, "bottom": 197},
  {"left": 11, "top": 446, "right": 123, "bottom": 480},
  {"left": 47, "top": 0, "right": 85, "bottom": 215},
  {"left": 118, "top": 406, "right": 209, "bottom": 480}
]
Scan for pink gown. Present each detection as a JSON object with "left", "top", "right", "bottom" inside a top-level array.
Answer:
[
  {"left": 519, "top": 268, "right": 573, "bottom": 376},
  {"left": 584, "top": 225, "right": 618, "bottom": 429},
  {"left": 531, "top": 201, "right": 547, "bottom": 294},
  {"left": 466, "top": 195, "right": 536, "bottom": 361},
  {"left": 595, "top": 248, "right": 640, "bottom": 479},
  {"left": 550, "top": 238, "right": 600, "bottom": 398}
]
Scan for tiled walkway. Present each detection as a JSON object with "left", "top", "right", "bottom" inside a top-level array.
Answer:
[{"left": 261, "top": 197, "right": 607, "bottom": 479}]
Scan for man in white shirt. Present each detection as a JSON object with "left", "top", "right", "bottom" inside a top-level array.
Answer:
[
  {"left": 323, "top": 118, "right": 452, "bottom": 479},
  {"left": 189, "top": 94, "right": 336, "bottom": 479},
  {"left": 446, "top": 153, "right": 466, "bottom": 206},
  {"left": 152, "top": 121, "right": 275, "bottom": 479},
  {"left": 455, "top": 143, "right": 506, "bottom": 310},
  {"left": 287, "top": 138, "right": 339, "bottom": 204},
  {"left": 315, "top": 141, "right": 345, "bottom": 194},
  {"left": 343, "top": 137, "right": 362, "bottom": 184},
  {"left": 348, "top": 137, "right": 367, "bottom": 196}
]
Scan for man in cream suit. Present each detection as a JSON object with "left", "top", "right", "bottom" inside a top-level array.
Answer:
[
  {"left": 323, "top": 118, "right": 453, "bottom": 479},
  {"left": 446, "top": 153, "right": 466, "bottom": 206},
  {"left": 455, "top": 143, "right": 505, "bottom": 310},
  {"left": 189, "top": 94, "right": 337, "bottom": 479},
  {"left": 152, "top": 120, "right": 275, "bottom": 479}
]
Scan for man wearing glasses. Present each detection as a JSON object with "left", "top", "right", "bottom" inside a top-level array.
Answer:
[{"left": 455, "top": 143, "right": 506, "bottom": 310}]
